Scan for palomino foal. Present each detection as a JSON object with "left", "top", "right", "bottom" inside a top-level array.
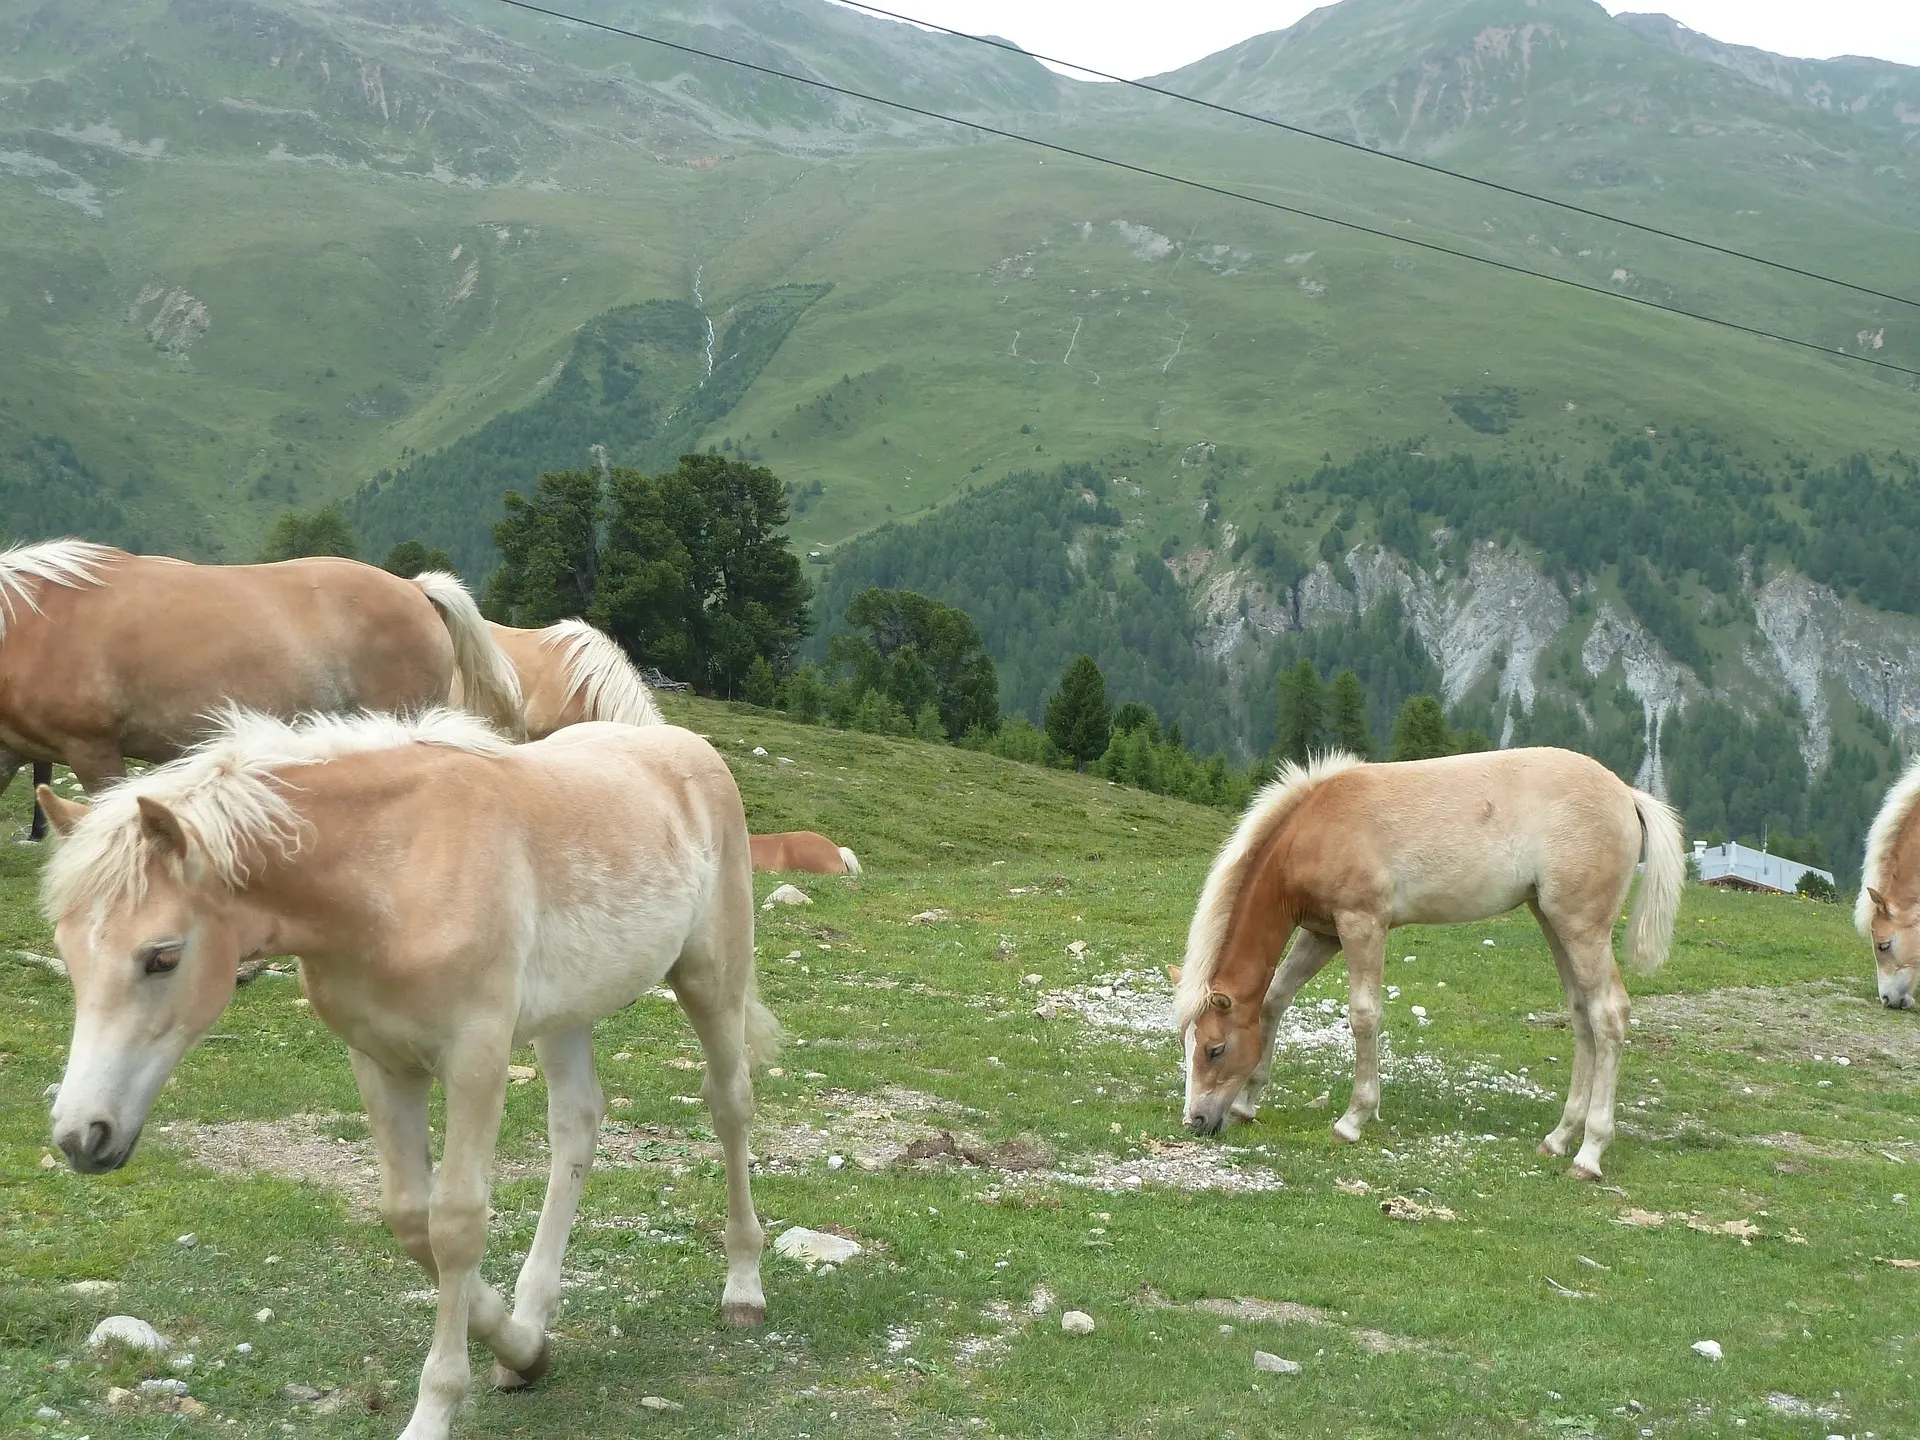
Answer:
[
  {"left": 1173, "top": 748, "right": 1683, "bottom": 1180},
  {"left": 1856, "top": 754, "right": 1920, "bottom": 1008},
  {"left": 39, "top": 710, "right": 774, "bottom": 1440}
]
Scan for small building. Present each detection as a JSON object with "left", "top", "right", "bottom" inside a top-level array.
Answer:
[{"left": 1692, "top": 840, "right": 1835, "bottom": 896}]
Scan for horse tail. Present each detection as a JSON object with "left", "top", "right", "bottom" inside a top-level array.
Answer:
[
  {"left": 1626, "top": 787, "right": 1685, "bottom": 975},
  {"left": 744, "top": 974, "right": 782, "bottom": 1069},
  {"left": 549, "top": 618, "right": 662, "bottom": 726},
  {"left": 838, "top": 847, "right": 862, "bottom": 876},
  {"left": 411, "top": 572, "right": 526, "bottom": 739}
]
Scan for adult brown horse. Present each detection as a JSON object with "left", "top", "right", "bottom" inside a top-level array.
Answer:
[
  {"left": 0, "top": 540, "right": 523, "bottom": 805},
  {"left": 750, "top": 830, "right": 862, "bottom": 875}
]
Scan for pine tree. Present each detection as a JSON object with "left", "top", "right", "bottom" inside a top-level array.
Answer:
[
  {"left": 1330, "top": 669, "right": 1373, "bottom": 759},
  {"left": 1276, "top": 658, "right": 1327, "bottom": 765},
  {"left": 1045, "top": 654, "right": 1112, "bottom": 768},
  {"left": 259, "top": 504, "right": 360, "bottom": 563},
  {"left": 742, "top": 655, "right": 777, "bottom": 708},
  {"left": 1390, "top": 695, "right": 1451, "bottom": 761}
]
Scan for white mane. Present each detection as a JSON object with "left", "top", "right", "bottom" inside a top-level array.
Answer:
[
  {"left": 43, "top": 707, "right": 512, "bottom": 919},
  {"left": 0, "top": 539, "right": 117, "bottom": 641},
  {"left": 1856, "top": 753, "right": 1920, "bottom": 933},
  {"left": 1173, "top": 751, "right": 1365, "bottom": 1030},
  {"left": 544, "top": 618, "right": 663, "bottom": 726}
]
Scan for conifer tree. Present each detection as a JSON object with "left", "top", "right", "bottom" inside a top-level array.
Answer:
[
  {"left": 1045, "top": 654, "right": 1112, "bottom": 768},
  {"left": 1330, "top": 669, "right": 1373, "bottom": 758},
  {"left": 1276, "top": 658, "right": 1327, "bottom": 765}
]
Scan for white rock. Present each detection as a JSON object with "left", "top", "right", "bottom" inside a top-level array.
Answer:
[
  {"left": 176, "top": 1233, "right": 198, "bottom": 1249},
  {"left": 1066, "top": 940, "right": 1087, "bottom": 958},
  {"left": 87, "top": 1316, "right": 167, "bottom": 1354},
  {"left": 1253, "top": 1351, "right": 1301, "bottom": 1375},
  {"left": 777, "top": 756, "right": 795, "bottom": 766},
  {"left": 827, "top": 1154, "right": 846, "bottom": 1171},
  {"left": 64, "top": 1280, "right": 118, "bottom": 1298},
  {"left": 1061, "top": 1310, "right": 1095, "bottom": 1335},
  {"left": 1482, "top": 939, "right": 1496, "bottom": 948},
  {"left": 773, "top": 1227, "right": 863, "bottom": 1265},
  {"left": 35, "top": 1405, "right": 60, "bottom": 1420},
  {"left": 1021, "top": 973, "right": 1043, "bottom": 986},
  {"left": 640, "top": 1396, "right": 683, "bottom": 1411},
  {"left": 140, "top": 1377, "right": 189, "bottom": 1396},
  {"left": 234, "top": 1342, "right": 253, "bottom": 1355},
  {"left": 751, "top": 747, "right": 768, "bottom": 756},
  {"left": 763, "top": 884, "right": 812, "bottom": 909},
  {"left": 255, "top": 1307, "right": 275, "bottom": 1323},
  {"left": 42, "top": 1082, "right": 58, "bottom": 1101},
  {"left": 170, "top": 1353, "right": 195, "bottom": 1372},
  {"left": 1033, "top": 1001, "right": 1059, "bottom": 1020},
  {"left": 1402, "top": 955, "right": 1416, "bottom": 963},
  {"left": 1029, "top": 1285, "right": 1055, "bottom": 1315},
  {"left": 1691, "top": 1340, "right": 1723, "bottom": 1361}
]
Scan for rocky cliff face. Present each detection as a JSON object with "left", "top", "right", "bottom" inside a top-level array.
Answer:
[{"left": 1201, "top": 541, "right": 1920, "bottom": 794}]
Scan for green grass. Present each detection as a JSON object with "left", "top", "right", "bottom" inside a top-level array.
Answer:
[{"left": 2, "top": 701, "right": 1916, "bottom": 1436}]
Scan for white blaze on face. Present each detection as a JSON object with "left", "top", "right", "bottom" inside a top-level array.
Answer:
[{"left": 1181, "top": 1023, "right": 1199, "bottom": 1119}]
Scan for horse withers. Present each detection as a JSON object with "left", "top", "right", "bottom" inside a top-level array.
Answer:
[
  {"left": 1171, "top": 747, "right": 1684, "bottom": 1180},
  {"left": 1856, "top": 755, "right": 1920, "bottom": 1008},
  {"left": 38, "top": 709, "right": 773, "bottom": 1440},
  {"left": 0, "top": 540, "right": 523, "bottom": 808}
]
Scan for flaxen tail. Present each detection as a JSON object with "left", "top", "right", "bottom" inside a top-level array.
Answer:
[
  {"left": 1626, "top": 788, "right": 1685, "bottom": 974},
  {"left": 411, "top": 572, "right": 526, "bottom": 739},
  {"left": 838, "top": 847, "right": 862, "bottom": 875},
  {"left": 745, "top": 975, "right": 781, "bottom": 1069}
]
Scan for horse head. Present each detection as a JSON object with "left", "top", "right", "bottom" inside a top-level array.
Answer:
[
  {"left": 1865, "top": 886, "right": 1919, "bottom": 1009},
  {"left": 1168, "top": 963, "right": 1266, "bottom": 1136}
]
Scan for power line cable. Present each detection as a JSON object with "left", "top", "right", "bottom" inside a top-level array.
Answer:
[
  {"left": 489, "top": 0, "right": 1920, "bottom": 382},
  {"left": 835, "top": 0, "right": 1920, "bottom": 313}
]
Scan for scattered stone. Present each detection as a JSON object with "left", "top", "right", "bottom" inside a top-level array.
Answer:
[
  {"left": 39, "top": 1152, "right": 57, "bottom": 1170},
  {"left": 1614, "top": 1208, "right": 1666, "bottom": 1229},
  {"left": 1334, "top": 1178, "right": 1371, "bottom": 1197},
  {"left": 279, "top": 1383, "right": 323, "bottom": 1402},
  {"left": 1252, "top": 1351, "right": 1301, "bottom": 1375},
  {"left": 1691, "top": 1340, "right": 1723, "bottom": 1361},
  {"left": 1066, "top": 941, "right": 1087, "bottom": 958},
  {"left": 640, "top": 1395, "right": 684, "bottom": 1411},
  {"left": 907, "top": 909, "right": 951, "bottom": 924},
  {"left": 176, "top": 1232, "right": 198, "bottom": 1249},
  {"left": 1481, "top": 939, "right": 1496, "bottom": 948},
  {"left": 777, "top": 756, "right": 794, "bottom": 766},
  {"left": 106, "top": 1385, "right": 135, "bottom": 1409},
  {"left": 87, "top": 1316, "right": 168, "bottom": 1354},
  {"left": 171, "top": 1353, "right": 196, "bottom": 1372},
  {"left": 179, "top": 1395, "right": 210, "bottom": 1416},
  {"left": 763, "top": 885, "right": 812, "bottom": 909},
  {"left": 1020, "top": 973, "right": 1043, "bottom": 986},
  {"left": 1380, "top": 1195, "right": 1456, "bottom": 1222},
  {"left": 1034, "top": 1001, "right": 1060, "bottom": 1020},
  {"left": 235, "top": 1343, "right": 253, "bottom": 1355},
  {"left": 1767, "top": 1393, "right": 1844, "bottom": 1421},
  {"left": 612, "top": 1051, "right": 633, "bottom": 1062},
  {"left": 773, "top": 1227, "right": 863, "bottom": 1266},
  {"left": 1686, "top": 1215, "right": 1760, "bottom": 1245},
  {"left": 1306, "top": 1091, "right": 1331, "bottom": 1109},
  {"left": 64, "top": 1279, "right": 118, "bottom": 1297},
  {"left": 1577, "top": 1256, "right": 1611, "bottom": 1271},
  {"left": 255, "top": 1308, "right": 275, "bottom": 1323},
  {"left": 751, "top": 747, "right": 768, "bottom": 757},
  {"left": 1545, "top": 1276, "right": 1588, "bottom": 1298},
  {"left": 506, "top": 1064, "right": 537, "bottom": 1084},
  {"left": 35, "top": 1406, "right": 60, "bottom": 1420},
  {"left": 827, "top": 1154, "right": 846, "bottom": 1171},
  {"left": 1061, "top": 1310, "right": 1095, "bottom": 1335},
  {"left": 140, "top": 1378, "right": 190, "bottom": 1396},
  {"left": 1881, "top": 1257, "right": 1920, "bottom": 1270}
]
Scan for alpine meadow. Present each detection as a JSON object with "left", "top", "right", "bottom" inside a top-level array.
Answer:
[{"left": 4, "top": 0, "right": 1920, "bottom": 1435}]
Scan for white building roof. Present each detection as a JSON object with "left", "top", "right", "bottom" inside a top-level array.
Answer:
[{"left": 1692, "top": 840, "right": 1835, "bottom": 895}]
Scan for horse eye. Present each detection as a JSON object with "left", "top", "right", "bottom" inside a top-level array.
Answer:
[
  {"left": 1879, "top": 940, "right": 1894, "bottom": 954},
  {"left": 142, "top": 946, "right": 182, "bottom": 976},
  {"left": 1205, "top": 1043, "right": 1227, "bottom": 1062}
]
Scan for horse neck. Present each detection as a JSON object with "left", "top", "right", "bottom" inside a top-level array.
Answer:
[{"left": 1212, "top": 839, "right": 1301, "bottom": 1001}]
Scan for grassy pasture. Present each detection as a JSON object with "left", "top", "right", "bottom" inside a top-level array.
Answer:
[{"left": 1, "top": 700, "right": 1916, "bottom": 1437}]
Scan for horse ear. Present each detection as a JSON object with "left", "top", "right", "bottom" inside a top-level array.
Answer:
[
  {"left": 136, "top": 796, "right": 194, "bottom": 860},
  {"left": 1165, "top": 965, "right": 1183, "bottom": 985},
  {"left": 1868, "top": 887, "right": 1894, "bottom": 919},
  {"left": 35, "top": 785, "right": 89, "bottom": 836}
]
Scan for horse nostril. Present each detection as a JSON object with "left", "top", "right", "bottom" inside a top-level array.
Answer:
[{"left": 84, "top": 1120, "right": 114, "bottom": 1163}]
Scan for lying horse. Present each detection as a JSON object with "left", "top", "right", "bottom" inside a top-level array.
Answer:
[
  {"left": 1173, "top": 748, "right": 1683, "bottom": 1180},
  {"left": 456, "top": 617, "right": 663, "bottom": 740},
  {"left": 751, "top": 829, "right": 862, "bottom": 875},
  {"left": 1856, "top": 756, "right": 1920, "bottom": 1008},
  {"left": 0, "top": 541, "right": 523, "bottom": 804},
  {"left": 38, "top": 708, "right": 773, "bottom": 1440}
]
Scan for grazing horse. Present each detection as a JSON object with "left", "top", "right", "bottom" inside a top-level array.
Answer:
[
  {"left": 457, "top": 617, "right": 663, "bottom": 740},
  {"left": 750, "top": 830, "right": 862, "bottom": 875},
  {"left": 38, "top": 708, "right": 774, "bottom": 1440},
  {"left": 1172, "top": 748, "right": 1683, "bottom": 1180},
  {"left": 0, "top": 541, "right": 523, "bottom": 808},
  {"left": 1856, "top": 756, "right": 1920, "bottom": 1008}
]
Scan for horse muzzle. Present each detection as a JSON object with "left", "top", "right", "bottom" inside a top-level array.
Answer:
[
  {"left": 56, "top": 1117, "right": 139, "bottom": 1175},
  {"left": 1184, "top": 1109, "right": 1226, "bottom": 1138}
]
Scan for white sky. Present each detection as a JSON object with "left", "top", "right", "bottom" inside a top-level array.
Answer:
[{"left": 839, "top": 1, "right": 1920, "bottom": 79}]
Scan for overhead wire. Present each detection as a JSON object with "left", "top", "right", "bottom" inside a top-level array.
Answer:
[
  {"left": 488, "top": 0, "right": 1920, "bottom": 382},
  {"left": 834, "top": 0, "right": 1920, "bottom": 313}
]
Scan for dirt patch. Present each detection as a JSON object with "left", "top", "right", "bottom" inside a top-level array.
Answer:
[
  {"left": 1139, "top": 1288, "right": 1421, "bottom": 1353},
  {"left": 1634, "top": 982, "right": 1920, "bottom": 1068},
  {"left": 164, "top": 1114, "right": 386, "bottom": 1218},
  {"left": 898, "top": 1131, "right": 1054, "bottom": 1172}
]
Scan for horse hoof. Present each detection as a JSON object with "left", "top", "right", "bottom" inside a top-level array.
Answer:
[
  {"left": 491, "top": 1334, "right": 552, "bottom": 1390},
  {"left": 1568, "top": 1161, "right": 1602, "bottom": 1182},
  {"left": 1331, "top": 1120, "right": 1362, "bottom": 1144},
  {"left": 1229, "top": 1102, "right": 1259, "bottom": 1125},
  {"left": 721, "top": 1301, "right": 767, "bottom": 1327},
  {"left": 1537, "top": 1138, "right": 1568, "bottom": 1159}
]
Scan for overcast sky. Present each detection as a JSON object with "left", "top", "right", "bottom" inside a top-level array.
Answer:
[{"left": 837, "top": 1, "right": 1920, "bottom": 79}]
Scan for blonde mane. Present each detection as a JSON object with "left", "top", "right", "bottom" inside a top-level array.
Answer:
[
  {"left": 42, "top": 707, "right": 512, "bottom": 919},
  {"left": 544, "top": 618, "right": 662, "bottom": 726},
  {"left": 1173, "top": 751, "right": 1365, "bottom": 1030},
  {"left": 1856, "top": 752, "right": 1920, "bottom": 933},
  {"left": 0, "top": 539, "right": 118, "bottom": 641}
]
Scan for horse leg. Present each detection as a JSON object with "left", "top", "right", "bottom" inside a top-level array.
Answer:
[
  {"left": 489, "top": 1025, "right": 601, "bottom": 1391},
  {"left": 349, "top": 1050, "right": 535, "bottom": 1366},
  {"left": 1232, "top": 928, "right": 1341, "bottom": 1123},
  {"left": 62, "top": 742, "right": 125, "bottom": 796},
  {"left": 28, "top": 761, "right": 52, "bottom": 841},
  {"left": 1529, "top": 903, "right": 1597, "bottom": 1160},
  {"left": 1567, "top": 949, "right": 1631, "bottom": 1182},
  {"left": 1332, "top": 916, "right": 1386, "bottom": 1144},
  {"left": 670, "top": 951, "right": 767, "bottom": 1326}
]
